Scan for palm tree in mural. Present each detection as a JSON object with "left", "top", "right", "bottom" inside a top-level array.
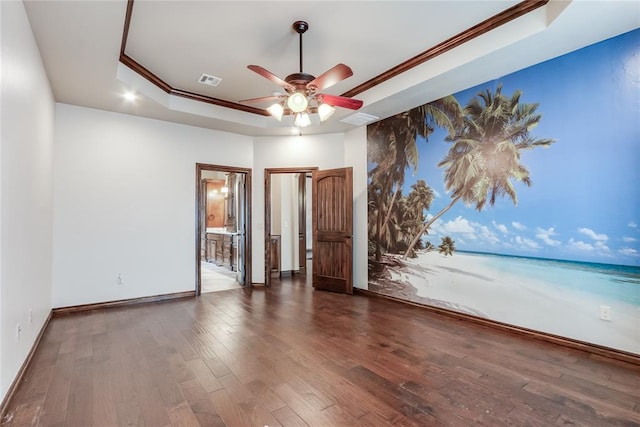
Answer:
[
  {"left": 368, "top": 170, "right": 399, "bottom": 257},
  {"left": 402, "top": 179, "right": 435, "bottom": 257},
  {"left": 438, "top": 236, "right": 456, "bottom": 256},
  {"left": 403, "top": 85, "right": 556, "bottom": 258},
  {"left": 368, "top": 96, "right": 463, "bottom": 261}
]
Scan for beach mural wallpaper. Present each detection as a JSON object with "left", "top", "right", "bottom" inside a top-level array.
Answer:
[{"left": 367, "top": 29, "right": 640, "bottom": 355}]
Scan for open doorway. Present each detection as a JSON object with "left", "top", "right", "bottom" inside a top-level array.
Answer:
[
  {"left": 264, "top": 167, "right": 316, "bottom": 287},
  {"left": 196, "top": 163, "right": 252, "bottom": 295}
]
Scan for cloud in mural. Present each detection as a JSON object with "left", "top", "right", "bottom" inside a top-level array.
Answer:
[
  {"left": 578, "top": 227, "right": 608, "bottom": 242},
  {"left": 535, "top": 227, "right": 561, "bottom": 247},
  {"left": 514, "top": 235, "right": 540, "bottom": 249},
  {"left": 428, "top": 216, "right": 478, "bottom": 241},
  {"left": 441, "top": 216, "right": 475, "bottom": 234},
  {"left": 493, "top": 221, "right": 508, "bottom": 234},
  {"left": 512, "top": 221, "right": 527, "bottom": 231},
  {"left": 623, "top": 236, "right": 638, "bottom": 243},
  {"left": 428, "top": 217, "right": 502, "bottom": 246},
  {"left": 479, "top": 226, "right": 500, "bottom": 245},
  {"left": 568, "top": 238, "right": 594, "bottom": 251},
  {"left": 628, "top": 221, "right": 638, "bottom": 229},
  {"left": 568, "top": 238, "right": 611, "bottom": 255},
  {"left": 618, "top": 247, "right": 639, "bottom": 257},
  {"left": 594, "top": 241, "right": 610, "bottom": 254}
]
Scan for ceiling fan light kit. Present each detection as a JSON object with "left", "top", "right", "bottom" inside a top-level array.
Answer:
[
  {"left": 240, "top": 20, "right": 363, "bottom": 128},
  {"left": 317, "top": 103, "right": 336, "bottom": 121},
  {"left": 267, "top": 103, "right": 284, "bottom": 121},
  {"left": 294, "top": 112, "right": 312, "bottom": 128},
  {"left": 287, "top": 92, "right": 309, "bottom": 113}
]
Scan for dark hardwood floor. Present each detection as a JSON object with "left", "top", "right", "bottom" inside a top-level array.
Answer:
[{"left": 3, "top": 271, "right": 640, "bottom": 426}]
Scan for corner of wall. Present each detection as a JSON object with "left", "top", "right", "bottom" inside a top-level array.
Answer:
[{"left": 345, "top": 126, "right": 368, "bottom": 290}]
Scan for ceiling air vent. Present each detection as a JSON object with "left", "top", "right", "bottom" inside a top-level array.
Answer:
[
  {"left": 340, "top": 112, "right": 379, "bottom": 126},
  {"left": 198, "top": 73, "right": 222, "bottom": 87}
]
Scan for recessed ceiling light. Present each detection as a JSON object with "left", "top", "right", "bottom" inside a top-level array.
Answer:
[{"left": 123, "top": 91, "right": 137, "bottom": 102}]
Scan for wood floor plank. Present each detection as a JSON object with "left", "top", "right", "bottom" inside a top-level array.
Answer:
[
  {"left": 271, "top": 405, "right": 309, "bottom": 427},
  {"left": 344, "top": 364, "right": 442, "bottom": 426},
  {"left": 244, "top": 379, "right": 287, "bottom": 413},
  {"left": 272, "top": 382, "right": 345, "bottom": 427},
  {"left": 115, "top": 399, "right": 144, "bottom": 427},
  {"left": 523, "top": 378, "right": 640, "bottom": 425},
  {"left": 179, "top": 378, "right": 207, "bottom": 407},
  {"left": 91, "top": 360, "right": 119, "bottom": 427},
  {"left": 218, "top": 373, "right": 283, "bottom": 426},
  {"left": 203, "top": 355, "right": 233, "bottom": 378},
  {"left": 9, "top": 364, "right": 53, "bottom": 408},
  {"left": 3, "top": 401, "right": 44, "bottom": 426},
  {"left": 185, "top": 358, "right": 223, "bottom": 393},
  {"left": 2, "top": 270, "right": 639, "bottom": 426},
  {"left": 133, "top": 364, "right": 173, "bottom": 426},
  {"left": 188, "top": 398, "right": 227, "bottom": 427},
  {"left": 167, "top": 401, "right": 201, "bottom": 427},
  {"left": 64, "top": 356, "right": 93, "bottom": 426},
  {"left": 208, "top": 387, "right": 252, "bottom": 426},
  {"left": 39, "top": 350, "right": 74, "bottom": 425},
  {"left": 238, "top": 398, "right": 283, "bottom": 427},
  {"left": 166, "top": 350, "right": 196, "bottom": 384}
]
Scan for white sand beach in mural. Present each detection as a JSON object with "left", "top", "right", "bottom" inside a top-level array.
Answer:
[{"left": 370, "top": 252, "right": 639, "bottom": 355}]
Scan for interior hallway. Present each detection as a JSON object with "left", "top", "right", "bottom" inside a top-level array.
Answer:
[{"left": 2, "top": 271, "right": 639, "bottom": 426}]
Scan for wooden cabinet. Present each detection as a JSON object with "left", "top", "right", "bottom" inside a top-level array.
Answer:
[
  {"left": 205, "top": 236, "right": 216, "bottom": 262},
  {"left": 206, "top": 232, "right": 236, "bottom": 271}
]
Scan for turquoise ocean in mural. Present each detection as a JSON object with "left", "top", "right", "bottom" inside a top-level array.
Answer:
[{"left": 462, "top": 251, "right": 640, "bottom": 305}]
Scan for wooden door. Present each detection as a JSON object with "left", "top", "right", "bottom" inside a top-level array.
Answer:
[{"left": 312, "top": 167, "right": 353, "bottom": 294}]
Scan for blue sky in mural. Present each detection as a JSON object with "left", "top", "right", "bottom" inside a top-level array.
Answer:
[{"left": 405, "top": 29, "right": 640, "bottom": 266}]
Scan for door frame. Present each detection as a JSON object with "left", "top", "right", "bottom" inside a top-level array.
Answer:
[
  {"left": 196, "top": 163, "right": 252, "bottom": 295},
  {"left": 264, "top": 167, "right": 317, "bottom": 287}
]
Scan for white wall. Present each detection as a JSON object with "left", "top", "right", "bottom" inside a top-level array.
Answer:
[
  {"left": 252, "top": 133, "right": 346, "bottom": 283},
  {"left": 345, "top": 126, "right": 368, "bottom": 289},
  {"left": 279, "top": 175, "right": 295, "bottom": 272},
  {"left": 0, "top": 0, "right": 55, "bottom": 400},
  {"left": 53, "top": 104, "right": 252, "bottom": 307}
]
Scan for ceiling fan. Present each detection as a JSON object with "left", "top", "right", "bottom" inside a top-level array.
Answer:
[{"left": 239, "top": 20, "right": 363, "bottom": 127}]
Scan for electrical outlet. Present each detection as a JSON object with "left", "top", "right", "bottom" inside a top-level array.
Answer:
[
  {"left": 16, "top": 324, "right": 22, "bottom": 342},
  {"left": 117, "top": 273, "right": 123, "bottom": 285},
  {"left": 600, "top": 305, "right": 612, "bottom": 321}
]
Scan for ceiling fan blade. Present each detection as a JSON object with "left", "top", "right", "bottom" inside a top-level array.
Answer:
[
  {"left": 307, "top": 64, "right": 353, "bottom": 91},
  {"left": 318, "top": 93, "right": 363, "bottom": 110},
  {"left": 247, "top": 65, "right": 294, "bottom": 91},
  {"left": 238, "top": 95, "right": 284, "bottom": 104}
]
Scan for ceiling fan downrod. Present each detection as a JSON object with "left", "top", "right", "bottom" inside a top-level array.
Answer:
[{"left": 293, "top": 21, "right": 308, "bottom": 73}]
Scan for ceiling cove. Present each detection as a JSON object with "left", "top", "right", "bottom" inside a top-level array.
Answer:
[{"left": 118, "top": 0, "right": 549, "bottom": 118}]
